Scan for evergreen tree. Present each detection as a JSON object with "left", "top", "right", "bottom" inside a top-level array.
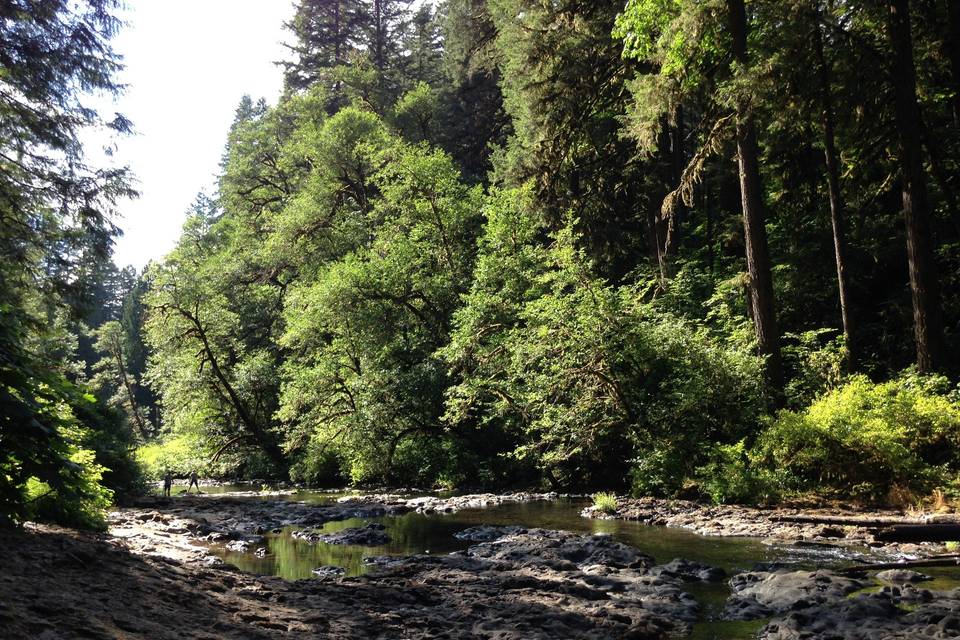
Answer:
[
  {"left": 0, "top": 0, "right": 136, "bottom": 527},
  {"left": 281, "top": 0, "right": 362, "bottom": 95},
  {"left": 404, "top": 4, "right": 444, "bottom": 87},
  {"left": 356, "top": 0, "right": 415, "bottom": 101},
  {"left": 885, "top": 0, "right": 946, "bottom": 373}
]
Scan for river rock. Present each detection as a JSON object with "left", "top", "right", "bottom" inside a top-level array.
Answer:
[
  {"left": 404, "top": 492, "right": 558, "bottom": 514},
  {"left": 875, "top": 568, "right": 932, "bottom": 584},
  {"left": 311, "top": 565, "right": 346, "bottom": 578},
  {"left": 454, "top": 525, "right": 527, "bottom": 542},
  {"left": 725, "top": 569, "right": 865, "bottom": 620},
  {"left": 295, "top": 522, "right": 390, "bottom": 546},
  {"left": 224, "top": 540, "right": 250, "bottom": 553},
  {"left": 650, "top": 558, "right": 726, "bottom": 582},
  {"left": 368, "top": 528, "right": 701, "bottom": 629},
  {"left": 757, "top": 588, "right": 960, "bottom": 639},
  {"left": 465, "top": 527, "right": 654, "bottom": 571}
]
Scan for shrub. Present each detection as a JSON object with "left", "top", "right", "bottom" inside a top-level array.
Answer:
[
  {"left": 24, "top": 447, "right": 113, "bottom": 530},
  {"left": 751, "top": 374, "right": 960, "bottom": 502},
  {"left": 781, "top": 329, "right": 848, "bottom": 409},
  {"left": 444, "top": 192, "right": 769, "bottom": 493},
  {"left": 592, "top": 492, "right": 618, "bottom": 514},
  {"left": 696, "top": 440, "right": 764, "bottom": 505}
]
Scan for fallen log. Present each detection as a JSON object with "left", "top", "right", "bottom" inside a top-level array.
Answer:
[
  {"left": 874, "top": 523, "right": 960, "bottom": 543},
  {"left": 839, "top": 555, "right": 960, "bottom": 574},
  {"left": 770, "top": 514, "right": 934, "bottom": 528}
]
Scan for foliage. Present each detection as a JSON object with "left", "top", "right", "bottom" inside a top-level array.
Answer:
[
  {"left": 751, "top": 374, "right": 960, "bottom": 501},
  {"left": 14, "top": 0, "right": 958, "bottom": 510},
  {"left": 277, "top": 138, "right": 482, "bottom": 485},
  {"left": 781, "top": 330, "right": 849, "bottom": 409},
  {"left": 592, "top": 492, "right": 618, "bottom": 514},
  {"left": 0, "top": 0, "right": 142, "bottom": 528},
  {"left": 443, "top": 186, "right": 768, "bottom": 491},
  {"left": 136, "top": 435, "right": 209, "bottom": 481},
  {"left": 695, "top": 440, "right": 763, "bottom": 505}
]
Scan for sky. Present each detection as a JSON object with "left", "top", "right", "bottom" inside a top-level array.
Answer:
[{"left": 88, "top": 1, "right": 296, "bottom": 270}]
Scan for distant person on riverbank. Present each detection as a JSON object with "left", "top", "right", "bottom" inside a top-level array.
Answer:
[
  {"left": 163, "top": 471, "right": 172, "bottom": 497},
  {"left": 188, "top": 470, "right": 200, "bottom": 493}
]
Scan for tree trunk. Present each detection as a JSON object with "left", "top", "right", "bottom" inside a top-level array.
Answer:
[
  {"left": 813, "top": 14, "right": 856, "bottom": 372},
  {"left": 886, "top": 0, "right": 946, "bottom": 373},
  {"left": 113, "top": 341, "right": 149, "bottom": 438},
  {"left": 654, "top": 115, "right": 673, "bottom": 284},
  {"left": 875, "top": 523, "right": 960, "bottom": 543},
  {"left": 727, "top": 0, "right": 783, "bottom": 390}
]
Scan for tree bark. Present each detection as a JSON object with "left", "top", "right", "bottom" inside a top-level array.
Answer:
[
  {"left": 654, "top": 115, "right": 674, "bottom": 284},
  {"left": 813, "top": 13, "right": 856, "bottom": 372},
  {"left": 112, "top": 338, "right": 149, "bottom": 438},
  {"left": 727, "top": 0, "right": 783, "bottom": 390},
  {"left": 886, "top": 0, "right": 946, "bottom": 373}
]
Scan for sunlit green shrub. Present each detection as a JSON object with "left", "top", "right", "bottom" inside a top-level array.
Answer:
[
  {"left": 25, "top": 445, "right": 113, "bottom": 530},
  {"left": 781, "top": 329, "right": 848, "bottom": 409},
  {"left": 592, "top": 492, "right": 618, "bottom": 514},
  {"left": 751, "top": 374, "right": 960, "bottom": 501}
]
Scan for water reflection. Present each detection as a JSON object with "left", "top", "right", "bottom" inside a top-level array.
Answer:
[
  {"left": 214, "top": 498, "right": 865, "bottom": 581},
  {"left": 206, "top": 495, "right": 960, "bottom": 640}
]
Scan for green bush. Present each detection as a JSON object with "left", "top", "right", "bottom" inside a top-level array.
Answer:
[
  {"left": 289, "top": 442, "right": 344, "bottom": 486},
  {"left": 751, "top": 374, "right": 960, "bottom": 501},
  {"left": 781, "top": 329, "right": 848, "bottom": 409},
  {"left": 444, "top": 190, "right": 769, "bottom": 493},
  {"left": 696, "top": 440, "right": 764, "bottom": 505},
  {"left": 24, "top": 446, "right": 113, "bottom": 530},
  {"left": 592, "top": 492, "right": 618, "bottom": 514}
]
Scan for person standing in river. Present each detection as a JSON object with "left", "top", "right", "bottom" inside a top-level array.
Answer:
[
  {"left": 188, "top": 470, "right": 200, "bottom": 493},
  {"left": 163, "top": 470, "right": 172, "bottom": 497}
]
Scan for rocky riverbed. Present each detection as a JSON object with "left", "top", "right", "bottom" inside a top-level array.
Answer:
[{"left": 8, "top": 492, "right": 960, "bottom": 638}]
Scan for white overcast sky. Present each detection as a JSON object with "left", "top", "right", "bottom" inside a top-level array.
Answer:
[{"left": 88, "top": 1, "right": 296, "bottom": 270}]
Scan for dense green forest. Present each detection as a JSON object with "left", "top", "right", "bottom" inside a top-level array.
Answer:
[{"left": 3, "top": 0, "right": 960, "bottom": 528}]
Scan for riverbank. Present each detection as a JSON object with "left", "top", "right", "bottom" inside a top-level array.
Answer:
[
  {"left": 582, "top": 496, "right": 960, "bottom": 558},
  {"left": 6, "top": 498, "right": 696, "bottom": 639},
  {"left": 8, "top": 492, "right": 960, "bottom": 639}
]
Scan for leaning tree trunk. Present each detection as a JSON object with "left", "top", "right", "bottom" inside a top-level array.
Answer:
[
  {"left": 813, "top": 13, "right": 857, "bottom": 372},
  {"left": 727, "top": 0, "right": 783, "bottom": 390},
  {"left": 886, "top": 0, "right": 946, "bottom": 373}
]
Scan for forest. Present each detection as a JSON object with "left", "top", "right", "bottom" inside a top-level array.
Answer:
[{"left": 3, "top": 0, "right": 960, "bottom": 530}]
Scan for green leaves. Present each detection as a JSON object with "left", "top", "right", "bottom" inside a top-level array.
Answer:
[
  {"left": 0, "top": 0, "right": 138, "bottom": 528},
  {"left": 277, "top": 140, "right": 482, "bottom": 484},
  {"left": 442, "top": 184, "right": 767, "bottom": 489},
  {"left": 752, "top": 374, "right": 960, "bottom": 501}
]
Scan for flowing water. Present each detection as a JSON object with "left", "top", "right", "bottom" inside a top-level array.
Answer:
[{"left": 208, "top": 494, "right": 904, "bottom": 639}]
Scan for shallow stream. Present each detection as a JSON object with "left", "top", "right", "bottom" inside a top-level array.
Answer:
[{"left": 208, "top": 493, "right": 919, "bottom": 639}]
